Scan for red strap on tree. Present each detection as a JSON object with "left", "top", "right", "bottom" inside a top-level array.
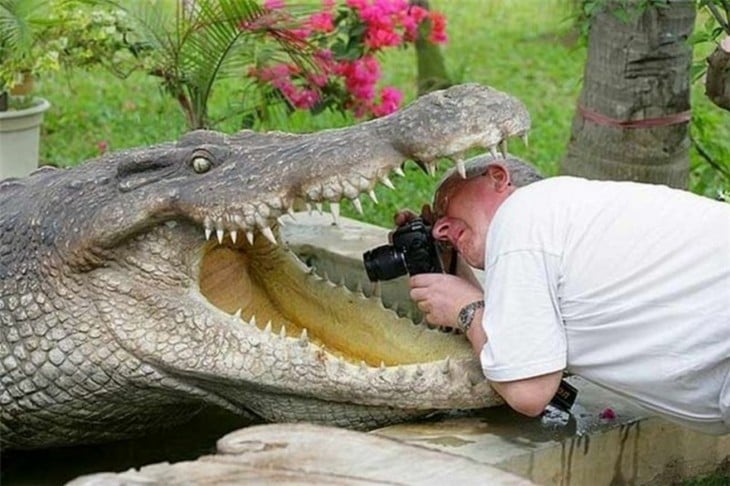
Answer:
[{"left": 578, "top": 105, "right": 692, "bottom": 129}]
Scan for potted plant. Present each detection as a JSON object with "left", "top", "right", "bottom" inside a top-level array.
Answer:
[{"left": 0, "top": 0, "right": 55, "bottom": 179}]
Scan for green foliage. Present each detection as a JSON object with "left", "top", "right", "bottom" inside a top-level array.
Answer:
[
  {"left": 0, "top": 0, "right": 61, "bottom": 91},
  {"left": 84, "top": 0, "right": 322, "bottom": 129},
  {"left": 683, "top": 471, "right": 730, "bottom": 486},
  {"left": 38, "top": 0, "right": 729, "bottom": 228},
  {"left": 691, "top": 1, "right": 730, "bottom": 80},
  {"left": 566, "top": 0, "right": 670, "bottom": 39}
]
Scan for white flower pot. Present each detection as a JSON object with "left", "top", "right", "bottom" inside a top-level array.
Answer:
[{"left": 0, "top": 98, "right": 51, "bottom": 179}]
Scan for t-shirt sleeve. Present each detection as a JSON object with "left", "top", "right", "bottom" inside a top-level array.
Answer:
[{"left": 479, "top": 249, "right": 567, "bottom": 382}]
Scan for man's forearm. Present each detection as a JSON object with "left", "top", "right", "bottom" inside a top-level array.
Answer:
[
  {"left": 460, "top": 304, "right": 563, "bottom": 418},
  {"left": 465, "top": 308, "right": 487, "bottom": 356}
]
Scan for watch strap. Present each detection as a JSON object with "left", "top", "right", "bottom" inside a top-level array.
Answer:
[{"left": 457, "top": 300, "right": 484, "bottom": 333}]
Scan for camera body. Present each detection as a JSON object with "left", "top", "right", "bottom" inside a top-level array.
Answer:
[{"left": 363, "top": 218, "right": 443, "bottom": 282}]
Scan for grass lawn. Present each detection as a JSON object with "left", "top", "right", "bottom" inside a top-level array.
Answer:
[{"left": 37, "top": 0, "right": 729, "bottom": 228}]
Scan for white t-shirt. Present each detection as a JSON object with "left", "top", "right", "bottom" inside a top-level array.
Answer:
[{"left": 479, "top": 176, "right": 730, "bottom": 434}]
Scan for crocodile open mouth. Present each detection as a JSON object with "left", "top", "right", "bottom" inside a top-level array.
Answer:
[
  {"left": 189, "top": 83, "right": 531, "bottom": 372},
  {"left": 198, "top": 225, "right": 473, "bottom": 367}
]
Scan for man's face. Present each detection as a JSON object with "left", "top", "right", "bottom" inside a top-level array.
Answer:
[{"left": 431, "top": 176, "right": 491, "bottom": 269}]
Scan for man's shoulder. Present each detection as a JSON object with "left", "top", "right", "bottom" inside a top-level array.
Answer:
[{"left": 499, "top": 176, "right": 587, "bottom": 213}]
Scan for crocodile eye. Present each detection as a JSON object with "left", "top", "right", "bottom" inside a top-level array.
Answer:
[{"left": 192, "top": 156, "right": 211, "bottom": 173}]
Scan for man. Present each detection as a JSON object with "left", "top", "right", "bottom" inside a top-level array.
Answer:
[{"left": 399, "top": 154, "right": 730, "bottom": 434}]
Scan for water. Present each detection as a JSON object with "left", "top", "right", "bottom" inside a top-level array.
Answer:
[{"left": 1, "top": 407, "right": 259, "bottom": 485}]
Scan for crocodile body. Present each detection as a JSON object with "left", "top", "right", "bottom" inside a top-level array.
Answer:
[{"left": 0, "top": 84, "right": 530, "bottom": 449}]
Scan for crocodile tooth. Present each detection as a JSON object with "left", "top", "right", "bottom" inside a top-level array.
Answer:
[
  {"left": 521, "top": 133, "right": 529, "bottom": 147},
  {"left": 379, "top": 175, "right": 395, "bottom": 190},
  {"left": 393, "top": 166, "right": 405, "bottom": 177},
  {"left": 261, "top": 226, "right": 277, "bottom": 245},
  {"left": 426, "top": 162, "right": 437, "bottom": 177},
  {"left": 216, "top": 229, "right": 224, "bottom": 244},
  {"left": 256, "top": 203, "right": 271, "bottom": 219},
  {"left": 351, "top": 197, "right": 363, "bottom": 215},
  {"left": 246, "top": 231, "right": 254, "bottom": 245},
  {"left": 489, "top": 145, "right": 499, "bottom": 159},
  {"left": 359, "top": 361, "right": 368, "bottom": 371},
  {"left": 250, "top": 315, "right": 257, "bottom": 327},
  {"left": 298, "top": 328, "right": 308, "bottom": 347},
  {"left": 234, "top": 308, "right": 242, "bottom": 318},
  {"left": 279, "top": 325, "right": 286, "bottom": 338},
  {"left": 380, "top": 361, "right": 386, "bottom": 371},
  {"left": 315, "top": 202, "right": 323, "bottom": 214},
  {"left": 264, "top": 321, "right": 272, "bottom": 334},
  {"left": 287, "top": 207, "right": 297, "bottom": 221},
  {"left": 367, "top": 190, "right": 378, "bottom": 204},
  {"left": 455, "top": 158, "right": 466, "bottom": 179},
  {"left": 230, "top": 230, "right": 238, "bottom": 244},
  {"left": 440, "top": 357, "right": 450, "bottom": 375},
  {"left": 499, "top": 139, "right": 508, "bottom": 158},
  {"left": 330, "top": 202, "right": 340, "bottom": 225},
  {"left": 372, "top": 281, "right": 381, "bottom": 298},
  {"left": 396, "top": 366, "right": 406, "bottom": 379},
  {"left": 205, "top": 228, "right": 212, "bottom": 241}
]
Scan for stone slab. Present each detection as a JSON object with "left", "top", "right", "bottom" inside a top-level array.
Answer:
[{"left": 67, "top": 424, "right": 534, "bottom": 486}]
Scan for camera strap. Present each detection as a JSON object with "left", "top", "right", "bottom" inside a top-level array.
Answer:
[{"left": 447, "top": 247, "right": 459, "bottom": 275}]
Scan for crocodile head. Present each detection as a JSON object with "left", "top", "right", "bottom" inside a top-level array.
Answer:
[{"left": 0, "top": 83, "right": 530, "bottom": 448}]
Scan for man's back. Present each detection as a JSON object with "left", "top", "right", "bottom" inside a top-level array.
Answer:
[{"left": 481, "top": 176, "right": 730, "bottom": 434}]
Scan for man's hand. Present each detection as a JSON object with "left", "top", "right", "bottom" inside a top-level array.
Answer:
[
  {"left": 394, "top": 204, "right": 434, "bottom": 227},
  {"left": 409, "top": 273, "right": 482, "bottom": 327}
]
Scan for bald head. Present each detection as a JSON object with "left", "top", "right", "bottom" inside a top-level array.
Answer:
[{"left": 432, "top": 154, "right": 543, "bottom": 219}]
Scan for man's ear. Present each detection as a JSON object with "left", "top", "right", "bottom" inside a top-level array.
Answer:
[{"left": 485, "top": 164, "right": 511, "bottom": 192}]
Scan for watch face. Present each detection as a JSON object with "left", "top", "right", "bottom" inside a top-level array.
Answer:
[{"left": 459, "top": 308, "right": 472, "bottom": 326}]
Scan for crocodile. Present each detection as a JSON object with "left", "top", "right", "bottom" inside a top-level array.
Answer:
[{"left": 0, "top": 83, "right": 530, "bottom": 449}]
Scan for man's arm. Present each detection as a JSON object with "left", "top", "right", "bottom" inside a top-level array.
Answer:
[
  {"left": 408, "top": 274, "right": 564, "bottom": 418},
  {"left": 489, "top": 371, "right": 563, "bottom": 417},
  {"left": 464, "top": 309, "right": 562, "bottom": 417}
]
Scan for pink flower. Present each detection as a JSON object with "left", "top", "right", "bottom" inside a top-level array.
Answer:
[
  {"left": 289, "top": 88, "right": 321, "bottom": 109},
  {"left": 402, "top": 5, "right": 428, "bottom": 41},
  {"left": 346, "top": 0, "right": 369, "bottom": 10},
  {"left": 428, "top": 11, "right": 448, "bottom": 44},
  {"left": 339, "top": 56, "right": 381, "bottom": 101},
  {"left": 264, "top": 0, "right": 286, "bottom": 9},
  {"left": 365, "top": 26, "right": 401, "bottom": 49},
  {"left": 97, "top": 140, "right": 109, "bottom": 154},
  {"left": 599, "top": 407, "right": 616, "bottom": 420},
  {"left": 309, "top": 11, "right": 335, "bottom": 32},
  {"left": 372, "top": 86, "right": 402, "bottom": 116}
]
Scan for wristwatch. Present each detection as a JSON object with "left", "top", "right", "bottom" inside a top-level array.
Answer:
[{"left": 456, "top": 300, "right": 484, "bottom": 333}]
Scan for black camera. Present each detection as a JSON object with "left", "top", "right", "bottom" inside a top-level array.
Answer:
[{"left": 363, "top": 218, "right": 443, "bottom": 281}]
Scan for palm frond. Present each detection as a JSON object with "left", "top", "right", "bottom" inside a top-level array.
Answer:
[{"left": 0, "top": 0, "right": 47, "bottom": 53}]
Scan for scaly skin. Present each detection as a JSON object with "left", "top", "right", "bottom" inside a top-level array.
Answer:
[{"left": 0, "top": 84, "right": 530, "bottom": 449}]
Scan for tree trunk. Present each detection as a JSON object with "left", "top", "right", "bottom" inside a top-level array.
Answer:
[
  {"left": 561, "top": 1, "right": 696, "bottom": 188},
  {"left": 410, "top": 0, "right": 452, "bottom": 96}
]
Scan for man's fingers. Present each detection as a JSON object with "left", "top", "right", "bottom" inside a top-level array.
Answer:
[
  {"left": 393, "top": 209, "right": 419, "bottom": 226},
  {"left": 420, "top": 204, "right": 434, "bottom": 224},
  {"left": 409, "top": 287, "right": 428, "bottom": 302}
]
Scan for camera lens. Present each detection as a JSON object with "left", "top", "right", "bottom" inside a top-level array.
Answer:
[{"left": 363, "top": 245, "right": 408, "bottom": 281}]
